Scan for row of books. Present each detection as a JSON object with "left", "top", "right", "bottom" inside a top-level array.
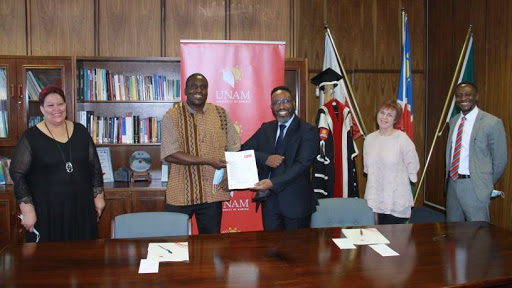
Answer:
[
  {"left": 29, "top": 116, "right": 43, "bottom": 128},
  {"left": 26, "top": 71, "right": 44, "bottom": 101},
  {"left": 79, "top": 68, "right": 181, "bottom": 102},
  {"left": 77, "top": 111, "right": 161, "bottom": 144}
]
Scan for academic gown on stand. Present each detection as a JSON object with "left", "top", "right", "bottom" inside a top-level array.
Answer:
[{"left": 312, "top": 99, "right": 359, "bottom": 199}]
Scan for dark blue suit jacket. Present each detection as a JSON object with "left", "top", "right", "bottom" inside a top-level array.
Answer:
[{"left": 242, "top": 116, "right": 319, "bottom": 218}]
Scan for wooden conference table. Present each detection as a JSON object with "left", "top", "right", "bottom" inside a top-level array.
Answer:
[{"left": 1, "top": 221, "right": 512, "bottom": 287}]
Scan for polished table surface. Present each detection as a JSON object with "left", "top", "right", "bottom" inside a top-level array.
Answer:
[{"left": 1, "top": 221, "right": 512, "bottom": 287}]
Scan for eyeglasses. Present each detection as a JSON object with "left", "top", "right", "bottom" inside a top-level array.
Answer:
[{"left": 271, "top": 99, "right": 292, "bottom": 106}]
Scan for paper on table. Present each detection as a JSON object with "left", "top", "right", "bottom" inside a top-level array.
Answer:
[
  {"left": 332, "top": 238, "right": 357, "bottom": 249},
  {"left": 369, "top": 244, "right": 399, "bottom": 256},
  {"left": 225, "top": 150, "right": 259, "bottom": 190},
  {"left": 138, "top": 259, "right": 159, "bottom": 273},
  {"left": 342, "top": 228, "right": 390, "bottom": 245},
  {"left": 147, "top": 242, "right": 189, "bottom": 262}
]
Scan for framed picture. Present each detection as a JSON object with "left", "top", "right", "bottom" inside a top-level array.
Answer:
[{"left": 96, "top": 147, "right": 114, "bottom": 182}]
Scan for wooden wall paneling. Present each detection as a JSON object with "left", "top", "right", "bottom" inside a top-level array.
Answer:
[
  {"left": 486, "top": 0, "right": 512, "bottom": 227},
  {"left": 165, "top": 0, "right": 227, "bottom": 57},
  {"left": 98, "top": 189, "right": 131, "bottom": 239},
  {"left": 131, "top": 190, "right": 166, "bottom": 212},
  {"left": 0, "top": 193, "right": 15, "bottom": 247},
  {"left": 0, "top": 0, "right": 26, "bottom": 55},
  {"left": 29, "top": 0, "right": 95, "bottom": 56},
  {"left": 98, "top": 0, "right": 161, "bottom": 57},
  {"left": 229, "top": 0, "right": 292, "bottom": 57},
  {"left": 324, "top": 0, "right": 376, "bottom": 70},
  {"left": 296, "top": 0, "right": 324, "bottom": 73},
  {"left": 425, "top": 0, "right": 454, "bottom": 208}
]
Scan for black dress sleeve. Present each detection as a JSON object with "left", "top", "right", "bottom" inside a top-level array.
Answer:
[
  {"left": 10, "top": 132, "right": 34, "bottom": 205},
  {"left": 86, "top": 130, "right": 104, "bottom": 197}
]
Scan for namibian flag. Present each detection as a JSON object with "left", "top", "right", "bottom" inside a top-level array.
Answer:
[{"left": 397, "top": 12, "right": 414, "bottom": 141}]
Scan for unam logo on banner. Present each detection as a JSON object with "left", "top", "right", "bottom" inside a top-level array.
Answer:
[
  {"left": 217, "top": 65, "right": 251, "bottom": 105},
  {"left": 222, "top": 66, "right": 242, "bottom": 87}
]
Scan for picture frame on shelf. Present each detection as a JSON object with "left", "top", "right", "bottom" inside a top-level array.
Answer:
[{"left": 96, "top": 147, "right": 114, "bottom": 182}]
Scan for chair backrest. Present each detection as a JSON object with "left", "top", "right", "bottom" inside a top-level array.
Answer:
[
  {"left": 311, "top": 198, "right": 375, "bottom": 228},
  {"left": 112, "top": 212, "right": 190, "bottom": 239}
]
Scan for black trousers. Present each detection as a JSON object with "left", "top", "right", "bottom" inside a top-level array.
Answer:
[
  {"left": 262, "top": 194, "right": 311, "bottom": 230},
  {"left": 377, "top": 213, "right": 408, "bottom": 225},
  {"left": 165, "top": 202, "right": 222, "bottom": 234}
]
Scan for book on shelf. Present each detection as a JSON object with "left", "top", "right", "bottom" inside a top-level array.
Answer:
[
  {"left": 1, "top": 157, "right": 13, "bottom": 185},
  {"left": 0, "top": 70, "right": 7, "bottom": 138},
  {"left": 26, "top": 71, "right": 43, "bottom": 101},
  {"left": 79, "top": 68, "right": 181, "bottom": 101},
  {"left": 78, "top": 110, "right": 161, "bottom": 144}
]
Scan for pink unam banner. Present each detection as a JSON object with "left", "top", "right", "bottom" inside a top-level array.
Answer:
[{"left": 181, "top": 40, "right": 285, "bottom": 233}]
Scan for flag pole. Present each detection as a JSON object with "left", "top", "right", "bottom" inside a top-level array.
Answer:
[
  {"left": 324, "top": 24, "right": 368, "bottom": 136},
  {"left": 413, "top": 25, "right": 473, "bottom": 205}
]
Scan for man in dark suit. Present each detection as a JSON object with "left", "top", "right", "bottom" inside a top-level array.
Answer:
[
  {"left": 242, "top": 86, "right": 319, "bottom": 230},
  {"left": 445, "top": 82, "right": 507, "bottom": 222}
]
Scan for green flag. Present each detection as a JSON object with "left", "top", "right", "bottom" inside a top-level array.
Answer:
[{"left": 447, "top": 35, "right": 474, "bottom": 121}]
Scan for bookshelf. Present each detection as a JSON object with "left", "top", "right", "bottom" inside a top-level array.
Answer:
[{"left": 75, "top": 57, "right": 182, "bottom": 180}]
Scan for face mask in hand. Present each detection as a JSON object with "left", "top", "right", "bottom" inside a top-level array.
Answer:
[
  {"left": 212, "top": 168, "right": 224, "bottom": 193},
  {"left": 491, "top": 190, "right": 505, "bottom": 198}
]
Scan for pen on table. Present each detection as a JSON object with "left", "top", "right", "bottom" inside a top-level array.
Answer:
[
  {"left": 158, "top": 245, "right": 173, "bottom": 254},
  {"left": 432, "top": 234, "right": 447, "bottom": 241}
]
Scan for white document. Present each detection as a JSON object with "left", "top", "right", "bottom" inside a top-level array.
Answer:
[
  {"left": 138, "top": 259, "right": 159, "bottom": 273},
  {"left": 342, "top": 228, "right": 390, "bottom": 245},
  {"left": 147, "top": 242, "right": 189, "bottom": 262},
  {"left": 332, "top": 238, "right": 356, "bottom": 249},
  {"left": 369, "top": 244, "right": 400, "bottom": 256},
  {"left": 225, "top": 150, "right": 259, "bottom": 190}
]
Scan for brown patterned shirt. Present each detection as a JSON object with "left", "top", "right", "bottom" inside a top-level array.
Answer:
[{"left": 161, "top": 102, "right": 240, "bottom": 205}]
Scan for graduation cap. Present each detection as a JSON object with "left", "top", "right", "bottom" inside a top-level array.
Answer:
[{"left": 310, "top": 68, "right": 343, "bottom": 96}]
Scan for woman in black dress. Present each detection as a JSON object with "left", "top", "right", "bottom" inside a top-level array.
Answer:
[{"left": 10, "top": 85, "right": 105, "bottom": 242}]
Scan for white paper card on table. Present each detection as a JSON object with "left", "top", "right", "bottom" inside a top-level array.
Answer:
[
  {"left": 225, "top": 150, "right": 259, "bottom": 190},
  {"left": 342, "top": 228, "right": 390, "bottom": 245},
  {"left": 332, "top": 238, "right": 357, "bottom": 249},
  {"left": 138, "top": 259, "right": 159, "bottom": 273},
  {"left": 147, "top": 242, "right": 189, "bottom": 262},
  {"left": 369, "top": 244, "right": 399, "bottom": 256}
]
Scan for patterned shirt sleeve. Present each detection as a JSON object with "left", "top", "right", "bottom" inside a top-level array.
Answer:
[
  {"left": 160, "top": 112, "right": 181, "bottom": 160},
  {"left": 225, "top": 111, "right": 241, "bottom": 152}
]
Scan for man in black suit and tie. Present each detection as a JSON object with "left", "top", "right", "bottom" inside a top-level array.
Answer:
[
  {"left": 445, "top": 82, "right": 507, "bottom": 222},
  {"left": 242, "top": 86, "right": 319, "bottom": 230}
]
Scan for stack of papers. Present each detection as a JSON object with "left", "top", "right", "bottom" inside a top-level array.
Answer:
[
  {"left": 332, "top": 228, "right": 399, "bottom": 257},
  {"left": 341, "top": 228, "right": 390, "bottom": 245},
  {"left": 225, "top": 150, "right": 259, "bottom": 190},
  {"left": 147, "top": 242, "right": 189, "bottom": 262}
]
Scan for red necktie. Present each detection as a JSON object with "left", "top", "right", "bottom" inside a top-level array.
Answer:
[{"left": 449, "top": 117, "right": 466, "bottom": 180}]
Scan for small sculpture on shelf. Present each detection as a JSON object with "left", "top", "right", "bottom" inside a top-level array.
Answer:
[{"left": 114, "top": 167, "right": 131, "bottom": 182}]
